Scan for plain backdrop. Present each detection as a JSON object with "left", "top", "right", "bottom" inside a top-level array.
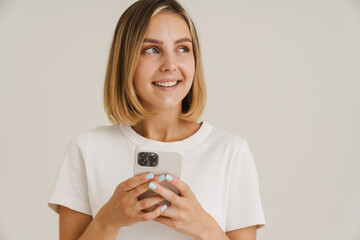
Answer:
[{"left": 0, "top": 0, "right": 359, "bottom": 239}]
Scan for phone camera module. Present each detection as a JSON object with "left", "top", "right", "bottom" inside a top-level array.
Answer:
[
  {"left": 138, "top": 152, "right": 158, "bottom": 167},
  {"left": 137, "top": 152, "right": 159, "bottom": 167}
]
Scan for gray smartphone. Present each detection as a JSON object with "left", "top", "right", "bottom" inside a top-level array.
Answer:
[{"left": 134, "top": 146, "right": 183, "bottom": 209}]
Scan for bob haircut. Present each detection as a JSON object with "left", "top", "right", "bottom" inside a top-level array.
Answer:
[{"left": 103, "top": 0, "right": 206, "bottom": 126}]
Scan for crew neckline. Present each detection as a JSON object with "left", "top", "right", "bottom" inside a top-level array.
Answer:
[{"left": 119, "top": 120, "right": 212, "bottom": 150}]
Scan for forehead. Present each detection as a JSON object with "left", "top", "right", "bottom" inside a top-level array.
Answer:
[{"left": 144, "top": 12, "right": 191, "bottom": 40}]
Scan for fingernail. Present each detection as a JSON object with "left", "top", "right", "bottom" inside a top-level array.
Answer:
[
  {"left": 161, "top": 204, "right": 167, "bottom": 212},
  {"left": 157, "top": 174, "right": 166, "bottom": 182},
  {"left": 146, "top": 173, "right": 154, "bottom": 179},
  {"left": 148, "top": 182, "right": 157, "bottom": 189},
  {"left": 165, "top": 174, "right": 173, "bottom": 181}
]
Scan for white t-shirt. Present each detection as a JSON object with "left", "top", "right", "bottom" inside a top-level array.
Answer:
[{"left": 48, "top": 120, "right": 266, "bottom": 239}]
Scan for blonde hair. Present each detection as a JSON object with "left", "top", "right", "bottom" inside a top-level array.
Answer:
[{"left": 103, "top": 0, "right": 206, "bottom": 126}]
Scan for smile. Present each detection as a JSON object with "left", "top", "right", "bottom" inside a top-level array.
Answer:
[
  {"left": 153, "top": 80, "right": 179, "bottom": 87},
  {"left": 152, "top": 80, "right": 182, "bottom": 91}
]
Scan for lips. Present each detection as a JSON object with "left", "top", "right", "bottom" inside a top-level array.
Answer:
[
  {"left": 152, "top": 79, "right": 182, "bottom": 84},
  {"left": 152, "top": 79, "right": 182, "bottom": 91},
  {"left": 152, "top": 80, "right": 181, "bottom": 85}
]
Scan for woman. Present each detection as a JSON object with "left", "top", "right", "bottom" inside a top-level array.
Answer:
[{"left": 48, "top": 0, "right": 266, "bottom": 239}]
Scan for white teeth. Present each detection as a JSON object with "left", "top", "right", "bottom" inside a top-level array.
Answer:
[{"left": 154, "top": 81, "right": 178, "bottom": 87}]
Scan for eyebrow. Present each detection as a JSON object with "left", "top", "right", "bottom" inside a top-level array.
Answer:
[{"left": 143, "top": 37, "right": 192, "bottom": 45}]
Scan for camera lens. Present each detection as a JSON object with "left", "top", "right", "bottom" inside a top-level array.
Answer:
[
  {"left": 148, "top": 155, "right": 156, "bottom": 163},
  {"left": 138, "top": 158, "right": 147, "bottom": 166},
  {"left": 148, "top": 154, "right": 158, "bottom": 166},
  {"left": 139, "top": 152, "right": 147, "bottom": 159}
]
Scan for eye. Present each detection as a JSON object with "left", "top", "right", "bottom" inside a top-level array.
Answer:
[
  {"left": 144, "top": 47, "right": 160, "bottom": 54},
  {"left": 179, "top": 46, "right": 190, "bottom": 53}
]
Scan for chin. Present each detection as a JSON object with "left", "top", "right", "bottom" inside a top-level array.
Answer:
[{"left": 151, "top": 100, "right": 182, "bottom": 110}]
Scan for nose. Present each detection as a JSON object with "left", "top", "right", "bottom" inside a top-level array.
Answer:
[{"left": 160, "top": 53, "right": 177, "bottom": 72}]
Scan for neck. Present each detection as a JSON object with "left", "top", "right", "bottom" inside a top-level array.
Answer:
[{"left": 131, "top": 104, "right": 197, "bottom": 142}]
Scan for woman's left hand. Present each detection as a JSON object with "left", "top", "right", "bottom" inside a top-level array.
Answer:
[{"left": 148, "top": 174, "right": 220, "bottom": 239}]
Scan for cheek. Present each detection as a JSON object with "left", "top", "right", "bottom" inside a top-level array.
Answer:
[
  {"left": 134, "top": 60, "right": 144, "bottom": 79},
  {"left": 134, "top": 60, "right": 156, "bottom": 79},
  {"left": 133, "top": 61, "right": 149, "bottom": 88},
  {"left": 184, "top": 58, "right": 195, "bottom": 82}
]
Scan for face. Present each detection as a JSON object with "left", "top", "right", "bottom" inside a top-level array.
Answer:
[{"left": 133, "top": 12, "right": 195, "bottom": 113}]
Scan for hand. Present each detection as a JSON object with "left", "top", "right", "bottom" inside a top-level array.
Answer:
[
  {"left": 149, "top": 174, "right": 217, "bottom": 239},
  {"left": 94, "top": 172, "right": 167, "bottom": 232}
]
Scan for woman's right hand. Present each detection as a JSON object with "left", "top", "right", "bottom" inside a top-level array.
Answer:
[{"left": 93, "top": 172, "right": 167, "bottom": 233}]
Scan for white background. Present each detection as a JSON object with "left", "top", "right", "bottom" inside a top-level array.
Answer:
[{"left": 0, "top": 0, "right": 359, "bottom": 239}]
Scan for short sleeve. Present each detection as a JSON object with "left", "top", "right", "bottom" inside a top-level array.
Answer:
[
  {"left": 225, "top": 140, "right": 266, "bottom": 232},
  {"left": 47, "top": 131, "right": 92, "bottom": 216}
]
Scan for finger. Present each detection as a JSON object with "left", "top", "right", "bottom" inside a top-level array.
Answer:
[
  {"left": 152, "top": 215, "right": 173, "bottom": 227},
  {"left": 119, "top": 172, "right": 155, "bottom": 192},
  {"left": 141, "top": 205, "right": 157, "bottom": 213},
  {"left": 153, "top": 204, "right": 178, "bottom": 218},
  {"left": 135, "top": 204, "right": 168, "bottom": 222},
  {"left": 129, "top": 174, "right": 166, "bottom": 199},
  {"left": 164, "top": 174, "right": 193, "bottom": 198},
  {"left": 147, "top": 181, "right": 181, "bottom": 206},
  {"left": 135, "top": 195, "right": 166, "bottom": 211}
]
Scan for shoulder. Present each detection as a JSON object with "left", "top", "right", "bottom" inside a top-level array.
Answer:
[
  {"left": 86, "top": 124, "right": 120, "bottom": 139},
  {"left": 206, "top": 121, "right": 248, "bottom": 154},
  {"left": 68, "top": 124, "right": 121, "bottom": 147}
]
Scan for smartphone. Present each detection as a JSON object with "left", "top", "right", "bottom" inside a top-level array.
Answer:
[{"left": 134, "top": 146, "right": 183, "bottom": 209}]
